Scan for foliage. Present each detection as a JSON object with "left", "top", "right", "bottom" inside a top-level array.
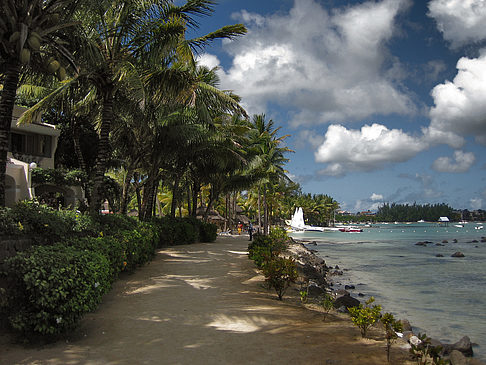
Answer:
[
  {"left": 409, "top": 333, "right": 449, "bottom": 365},
  {"left": 31, "top": 168, "right": 87, "bottom": 187},
  {"left": 320, "top": 293, "right": 335, "bottom": 322},
  {"left": 376, "top": 203, "right": 455, "bottom": 222},
  {"left": 198, "top": 221, "right": 218, "bottom": 242},
  {"left": 0, "top": 207, "right": 19, "bottom": 236},
  {"left": 4, "top": 244, "right": 111, "bottom": 338},
  {"left": 262, "top": 256, "right": 298, "bottom": 300},
  {"left": 381, "top": 312, "right": 403, "bottom": 363},
  {"left": 348, "top": 297, "right": 382, "bottom": 338},
  {"left": 113, "top": 225, "right": 159, "bottom": 271},
  {"left": 151, "top": 216, "right": 199, "bottom": 247}
]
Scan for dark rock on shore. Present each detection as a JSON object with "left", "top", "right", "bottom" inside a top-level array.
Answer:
[
  {"left": 442, "top": 336, "right": 474, "bottom": 357},
  {"left": 436, "top": 254, "right": 444, "bottom": 257},
  {"left": 416, "top": 241, "right": 427, "bottom": 246},
  {"left": 400, "top": 319, "right": 412, "bottom": 332},
  {"left": 451, "top": 251, "right": 465, "bottom": 258},
  {"left": 333, "top": 293, "right": 360, "bottom": 310},
  {"left": 344, "top": 284, "right": 355, "bottom": 290},
  {"left": 453, "top": 239, "right": 458, "bottom": 243},
  {"left": 442, "top": 240, "right": 449, "bottom": 243},
  {"left": 436, "top": 243, "right": 445, "bottom": 246},
  {"left": 307, "top": 283, "right": 326, "bottom": 297}
]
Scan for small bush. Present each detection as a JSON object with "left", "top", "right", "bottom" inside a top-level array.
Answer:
[
  {"left": 151, "top": 217, "right": 198, "bottom": 247},
  {"left": 198, "top": 222, "right": 217, "bottom": 242},
  {"left": 348, "top": 297, "right": 382, "bottom": 338},
  {"left": 114, "top": 225, "right": 158, "bottom": 271},
  {"left": 4, "top": 244, "right": 111, "bottom": 338},
  {"left": 0, "top": 207, "right": 20, "bottom": 236},
  {"left": 382, "top": 312, "right": 403, "bottom": 363},
  {"left": 68, "top": 236, "right": 127, "bottom": 281},
  {"left": 262, "top": 257, "right": 298, "bottom": 300}
]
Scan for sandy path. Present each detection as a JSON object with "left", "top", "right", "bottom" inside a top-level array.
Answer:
[{"left": 1, "top": 236, "right": 413, "bottom": 365}]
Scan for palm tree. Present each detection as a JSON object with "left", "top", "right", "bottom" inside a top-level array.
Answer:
[
  {"left": 246, "top": 114, "right": 293, "bottom": 234},
  {"left": 0, "top": 0, "right": 83, "bottom": 206}
]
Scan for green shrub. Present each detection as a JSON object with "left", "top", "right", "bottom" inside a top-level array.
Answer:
[
  {"left": 68, "top": 236, "right": 127, "bottom": 281},
  {"left": 115, "top": 226, "right": 158, "bottom": 271},
  {"left": 262, "top": 257, "right": 298, "bottom": 300},
  {"left": 4, "top": 244, "right": 111, "bottom": 338},
  {"left": 0, "top": 207, "right": 20, "bottom": 236},
  {"left": 409, "top": 333, "right": 448, "bottom": 365},
  {"left": 198, "top": 222, "right": 217, "bottom": 242},
  {"left": 151, "top": 217, "right": 198, "bottom": 247},
  {"left": 382, "top": 312, "right": 403, "bottom": 363},
  {"left": 348, "top": 297, "right": 382, "bottom": 338},
  {"left": 95, "top": 214, "right": 139, "bottom": 236}
]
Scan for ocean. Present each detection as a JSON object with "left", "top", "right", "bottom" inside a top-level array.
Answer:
[{"left": 290, "top": 222, "right": 486, "bottom": 361}]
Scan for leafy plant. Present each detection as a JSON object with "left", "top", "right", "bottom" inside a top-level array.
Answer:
[
  {"left": 381, "top": 312, "right": 403, "bottom": 363},
  {"left": 409, "top": 333, "right": 449, "bottom": 365},
  {"left": 348, "top": 297, "right": 382, "bottom": 338},
  {"left": 320, "top": 293, "right": 334, "bottom": 322},
  {"left": 4, "top": 244, "right": 111, "bottom": 338},
  {"left": 262, "top": 257, "right": 298, "bottom": 300}
]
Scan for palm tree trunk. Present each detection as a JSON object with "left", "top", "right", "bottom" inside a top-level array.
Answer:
[
  {"left": 191, "top": 180, "right": 199, "bottom": 217},
  {"left": 120, "top": 166, "right": 134, "bottom": 215},
  {"left": 257, "top": 185, "right": 262, "bottom": 229},
  {"left": 170, "top": 175, "right": 181, "bottom": 218},
  {"left": 90, "top": 89, "right": 114, "bottom": 215},
  {"left": 186, "top": 184, "right": 192, "bottom": 216},
  {"left": 140, "top": 172, "right": 159, "bottom": 221},
  {"left": 0, "top": 61, "right": 21, "bottom": 207},
  {"left": 263, "top": 188, "right": 268, "bottom": 235}
]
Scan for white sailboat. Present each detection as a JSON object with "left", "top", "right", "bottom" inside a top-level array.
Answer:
[{"left": 289, "top": 207, "right": 328, "bottom": 232}]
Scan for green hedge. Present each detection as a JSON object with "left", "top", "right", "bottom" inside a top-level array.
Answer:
[{"left": 4, "top": 244, "right": 111, "bottom": 338}]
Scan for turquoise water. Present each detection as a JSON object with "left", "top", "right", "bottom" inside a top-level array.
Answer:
[{"left": 290, "top": 222, "right": 486, "bottom": 360}]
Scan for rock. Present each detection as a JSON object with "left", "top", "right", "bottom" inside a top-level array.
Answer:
[
  {"left": 310, "top": 241, "right": 317, "bottom": 245},
  {"left": 451, "top": 252, "right": 465, "bottom": 258},
  {"left": 452, "top": 336, "right": 473, "bottom": 357},
  {"left": 336, "top": 306, "right": 348, "bottom": 313},
  {"left": 471, "top": 240, "right": 478, "bottom": 243},
  {"left": 333, "top": 294, "right": 360, "bottom": 310},
  {"left": 358, "top": 292, "right": 365, "bottom": 297},
  {"left": 400, "top": 319, "right": 412, "bottom": 332},
  {"left": 344, "top": 284, "right": 355, "bottom": 290},
  {"left": 442, "top": 240, "right": 449, "bottom": 243},
  {"left": 402, "top": 331, "right": 414, "bottom": 340},
  {"left": 409, "top": 335, "right": 422, "bottom": 346},
  {"left": 307, "top": 283, "right": 325, "bottom": 297},
  {"left": 449, "top": 350, "right": 468, "bottom": 365},
  {"left": 425, "top": 241, "right": 433, "bottom": 244},
  {"left": 416, "top": 241, "right": 427, "bottom": 246},
  {"left": 335, "top": 289, "right": 349, "bottom": 296},
  {"left": 436, "top": 243, "right": 444, "bottom": 246},
  {"left": 335, "top": 265, "right": 340, "bottom": 269},
  {"left": 453, "top": 239, "right": 458, "bottom": 243},
  {"left": 436, "top": 254, "right": 444, "bottom": 257}
]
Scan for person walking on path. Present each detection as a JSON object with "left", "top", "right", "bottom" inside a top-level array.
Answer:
[{"left": 248, "top": 222, "right": 253, "bottom": 241}]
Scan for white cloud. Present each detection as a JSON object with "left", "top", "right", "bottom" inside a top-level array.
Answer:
[
  {"left": 315, "top": 123, "right": 426, "bottom": 175},
  {"left": 428, "top": 0, "right": 486, "bottom": 48},
  {"left": 371, "top": 193, "right": 384, "bottom": 201},
  {"left": 426, "top": 50, "right": 486, "bottom": 146},
  {"left": 470, "top": 198, "right": 482, "bottom": 209},
  {"left": 214, "top": 0, "right": 414, "bottom": 125},
  {"left": 432, "top": 150, "right": 476, "bottom": 172},
  {"left": 197, "top": 53, "right": 221, "bottom": 70}
]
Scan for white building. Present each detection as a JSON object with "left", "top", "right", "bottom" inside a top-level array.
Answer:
[{"left": 5, "top": 106, "right": 84, "bottom": 207}]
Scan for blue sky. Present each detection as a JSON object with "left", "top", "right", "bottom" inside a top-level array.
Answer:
[{"left": 192, "top": 0, "right": 486, "bottom": 212}]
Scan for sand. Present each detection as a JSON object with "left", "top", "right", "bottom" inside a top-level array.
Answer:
[{"left": 0, "top": 235, "right": 415, "bottom": 365}]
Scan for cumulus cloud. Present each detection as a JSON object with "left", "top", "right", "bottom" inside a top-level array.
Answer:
[
  {"left": 314, "top": 123, "right": 426, "bottom": 175},
  {"left": 197, "top": 53, "right": 221, "bottom": 70},
  {"left": 371, "top": 193, "right": 384, "bottom": 201},
  {"left": 213, "top": 0, "right": 414, "bottom": 125},
  {"left": 428, "top": 0, "right": 486, "bottom": 48},
  {"left": 426, "top": 50, "right": 486, "bottom": 147},
  {"left": 432, "top": 150, "right": 476, "bottom": 173}
]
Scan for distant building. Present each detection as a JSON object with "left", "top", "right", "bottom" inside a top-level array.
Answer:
[
  {"left": 357, "top": 210, "right": 376, "bottom": 216},
  {"left": 6, "top": 106, "right": 83, "bottom": 207}
]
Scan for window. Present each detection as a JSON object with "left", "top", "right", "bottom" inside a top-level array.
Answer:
[{"left": 9, "top": 132, "right": 52, "bottom": 157}]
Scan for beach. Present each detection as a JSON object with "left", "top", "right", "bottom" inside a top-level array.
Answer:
[{"left": 1, "top": 235, "right": 415, "bottom": 365}]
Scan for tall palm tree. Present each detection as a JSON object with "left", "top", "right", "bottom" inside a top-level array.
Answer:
[{"left": 0, "top": 0, "right": 83, "bottom": 206}]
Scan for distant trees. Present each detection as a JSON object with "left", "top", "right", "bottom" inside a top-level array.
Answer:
[{"left": 375, "top": 203, "right": 454, "bottom": 222}]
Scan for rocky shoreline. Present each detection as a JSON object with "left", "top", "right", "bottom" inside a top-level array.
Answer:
[{"left": 287, "top": 238, "right": 486, "bottom": 365}]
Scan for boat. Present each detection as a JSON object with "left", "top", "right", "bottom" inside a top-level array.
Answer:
[
  {"left": 454, "top": 224, "right": 464, "bottom": 228},
  {"left": 338, "top": 227, "right": 363, "bottom": 233},
  {"left": 475, "top": 225, "right": 484, "bottom": 230},
  {"left": 289, "top": 207, "right": 326, "bottom": 232}
]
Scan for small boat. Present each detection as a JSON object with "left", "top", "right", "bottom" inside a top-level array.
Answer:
[
  {"left": 339, "top": 227, "right": 363, "bottom": 233},
  {"left": 475, "top": 225, "right": 483, "bottom": 230},
  {"left": 454, "top": 224, "right": 464, "bottom": 228}
]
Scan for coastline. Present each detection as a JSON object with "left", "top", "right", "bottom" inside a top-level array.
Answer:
[{"left": 290, "top": 236, "right": 486, "bottom": 365}]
